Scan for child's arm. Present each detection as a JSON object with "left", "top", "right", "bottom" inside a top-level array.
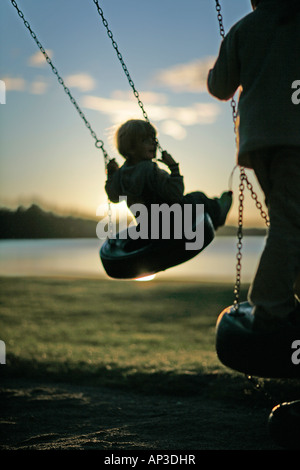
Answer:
[
  {"left": 105, "top": 159, "right": 120, "bottom": 203},
  {"left": 158, "top": 151, "right": 181, "bottom": 176},
  {"left": 106, "top": 158, "right": 119, "bottom": 176},
  {"left": 154, "top": 151, "right": 184, "bottom": 203}
]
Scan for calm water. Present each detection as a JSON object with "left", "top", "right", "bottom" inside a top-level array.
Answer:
[{"left": 0, "top": 237, "right": 266, "bottom": 283}]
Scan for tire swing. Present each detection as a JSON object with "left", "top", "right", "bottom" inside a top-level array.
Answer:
[
  {"left": 92, "top": 1, "right": 215, "bottom": 279},
  {"left": 11, "top": 0, "right": 215, "bottom": 281},
  {"left": 100, "top": 212, "right": 215, "bottom": 280},
  {"left": 213, "top": 1, "right": 300, "bottom": 380}
]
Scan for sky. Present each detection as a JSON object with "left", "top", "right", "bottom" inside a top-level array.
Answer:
[{"left": 0, "top": 0, "right": 266, "bottom": 227}]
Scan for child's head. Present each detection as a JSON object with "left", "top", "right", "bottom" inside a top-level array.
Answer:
[
  {"left": 115, "top": 119, "right": 157, "bottom": 163},
  {"left": 251, "top": 0, "right": 261, "bottom": 9}
]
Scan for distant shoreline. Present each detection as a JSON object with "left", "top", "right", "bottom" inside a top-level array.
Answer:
[
  {"left": 216, "top": 225, "right": 266, "bottom": 237},
  {"left": 0, "top": 204, "right": 267, "bottom": 239}
]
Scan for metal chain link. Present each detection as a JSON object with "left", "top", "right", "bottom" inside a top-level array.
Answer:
[
  {"left": 91, "top": 0, "right": 163, "bottom": 155},
  {"left": 214, "top": 0, "right": 269, "bottom": 310},
  {"left": 10, "top": 0, "right": 116, "bottom": 237},
  {"left": 215, "top": 0, "right": 226, "bottom": 39},
  {"left": 10, "top": 0, "right": 111, "bottom": 170},
  {"left": 245, "top": 177, "right": 270, "bottom": 228},
  {"left": 233, "top": 171, "right": 245, "bottom": 310}
]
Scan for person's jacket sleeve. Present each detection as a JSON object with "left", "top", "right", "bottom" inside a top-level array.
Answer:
[{"left": 207, "top": 26, "right": 241, "bottom": 101}]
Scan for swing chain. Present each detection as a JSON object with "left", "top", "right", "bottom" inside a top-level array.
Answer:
[
  {"left": 10, "top": 0, "right": 111, "bottom": 169},
  {"left": 91, "top": 0, "right": 163, "bottom": 154},
  {"left": 233, "top": 171, "right": 245, "bottom": 310},
  {"left": 10, "top": 0, "right": 115, "bottom": 237},
  {"left": 244, "top": 177, "right": 270, "bottom": 228},
  {"left": 232, "top": 168, "right": 271, "bottom": 309},
  {"left": 215, "top": 1, "right": 239, "bottom": 137},
  {"left": 230, "top": 99, "right": 238, "bottom": 132},
  {"left": 215, "top": 0, "right": 226, "bottom": 39}
]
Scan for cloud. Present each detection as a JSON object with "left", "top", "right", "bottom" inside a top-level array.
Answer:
[
  {"left": 111, "top": 89, "right": 168, "bottom": 105},
  {"left": 160, "top": 120, "right": 187, "bottom": 140},
  {"left": 1, "top": 76, "right": 26, "bottom": 91},
  {"left": 154, "top": 56, "right": 215, "bottom": 93},
  {"left": 2, "top": 71, "right": 94, "bottom": 96},
  {"left": 1, "top": 75, "right": 50, "bottom": 95},
  {"left": 28, "top": 49, "right": 53, "bottom": 67},
  {"left": 27, "top": 50, "right": 95, "bottom": 92},
  {"left": 30, "top": 78, "right": 48, "bottom": 94},
  {"left": 81, "top": 91, "right": 220, "bottom": 140},
  {"left": 65, "top": 73, "right": 96, "bottom": 92},
  {"left": 82, "top": 95, "right": 141, "bottom": 122}
]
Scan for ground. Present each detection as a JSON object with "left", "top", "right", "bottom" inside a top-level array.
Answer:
[
  {"left": 1, "top": 277, "right": 299, "bottom": 451},
  {"left": 1, "top": 375, "right": 292, "bottom": 451}
]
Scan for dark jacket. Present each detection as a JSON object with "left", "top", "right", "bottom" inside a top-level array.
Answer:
[
  {"left": 207, "top": 0, "right": 300, "bottom": 167},
  {"left": 105, "top": 160, "right": 184, "bottom": 209}
]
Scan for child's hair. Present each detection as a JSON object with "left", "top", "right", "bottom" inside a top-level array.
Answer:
[
  {"left": 251, "top": 0, "right": 260, "bottom": 8},
  {"left": 115, "top": 119, "right": 157, "bottom": 159}
]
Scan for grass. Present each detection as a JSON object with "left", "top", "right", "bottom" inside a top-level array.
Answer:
[{"left": 0, "top": 276, "right": 298, "bottom": 401}]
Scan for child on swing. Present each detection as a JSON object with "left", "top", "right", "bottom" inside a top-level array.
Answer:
[
  {"left": 207, "top": 0, "right": 300, "bottom": 330},
  {"left": 105, "top": 119, "right": 232, "bottom": 239}
]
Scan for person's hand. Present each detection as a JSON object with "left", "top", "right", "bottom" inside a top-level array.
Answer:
[
  {"left": 158, "top": 151, "right": 178, "bottom": 167},
  {"left": 107, "top": 159, "right": 119, "bottom": 174}
]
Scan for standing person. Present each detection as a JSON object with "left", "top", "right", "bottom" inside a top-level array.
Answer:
[{"left": 207, "top": 0, "right": 300, "bottom": 330}]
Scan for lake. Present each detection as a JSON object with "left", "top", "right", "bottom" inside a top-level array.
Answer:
[{"left": 0, "top": 236, "right": 266, "bottom": 283}]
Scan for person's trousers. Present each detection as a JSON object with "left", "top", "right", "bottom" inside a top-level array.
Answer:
[{"left": 248, "top": 146, "right": 300, "bottom": 318}]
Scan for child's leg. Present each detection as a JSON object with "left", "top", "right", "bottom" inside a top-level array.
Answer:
[
  {"left": 183, "top": 191, "right": 232, "bottom": 229},
  {"left": 183, "top": 192, "right": 219, "bottom": 228},
  {"left": 248, "top": 147, "right": 300, "bottom": 327}
]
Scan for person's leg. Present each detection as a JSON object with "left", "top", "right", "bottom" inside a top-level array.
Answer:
[
  {"left": 248, "top": 147, "right": 300, "bottom": 328},
  {"left": 183, "top": 191, "right": 232, "bottom": 229}
]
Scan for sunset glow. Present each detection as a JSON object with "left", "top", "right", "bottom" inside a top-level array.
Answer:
[{"left": 0, "top": 0, "right": 265, "bottom": 227}]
